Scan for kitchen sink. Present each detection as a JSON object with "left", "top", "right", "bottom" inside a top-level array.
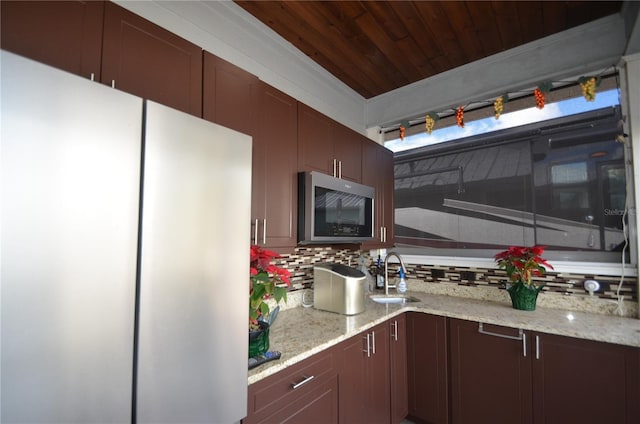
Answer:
[{"left": 370, "top": 295, "right": 421, "bottom": 304}]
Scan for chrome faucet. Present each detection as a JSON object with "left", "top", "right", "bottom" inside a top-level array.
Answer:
[{"left": 384, "top": 252, "right": 407, "bottom": 295}]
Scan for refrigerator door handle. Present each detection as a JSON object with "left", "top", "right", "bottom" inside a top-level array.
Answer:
[
  {"left": 253, "top": 219, "right": 258, "bottom": 245},
  {"left": 263, "top": 219, "right": 267, "bottom": 245}
]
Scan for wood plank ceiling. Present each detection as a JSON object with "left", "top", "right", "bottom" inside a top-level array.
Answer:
[{"left": 235, "top": 1, "right": 623, "bottom": 99}]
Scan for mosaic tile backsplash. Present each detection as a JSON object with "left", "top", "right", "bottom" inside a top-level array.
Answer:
[{"left": 274, "top": 247, "right": 639, "bottom": 318}]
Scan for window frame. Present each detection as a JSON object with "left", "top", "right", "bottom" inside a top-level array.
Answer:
[{"left": 391, "top": 105, "right": 635, "bottom": 273}]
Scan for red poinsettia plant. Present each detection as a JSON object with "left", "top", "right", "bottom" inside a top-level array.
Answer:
[
  {"left": 250, "top": 245, "right": 291, "bottom": 331},
  {"left": 494, "top": 245, "right": 553, "bottom": 289}
]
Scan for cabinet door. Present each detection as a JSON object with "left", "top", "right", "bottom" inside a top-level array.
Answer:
[
  {"left": 101, "top": 2, "right": 202, "bottom": 117},
  {"left": 338, "top": 323, "right": 390, "bottom": 424},
  {"left": 369, "top": 323, "right": 391, "bottom": 424},
  {"left": 449, "top": 318, "right": 532, "bottom": 424},
  {"left": 379, "top": 147, "right": 395, "bottom": 246},
  {"left": 531, "top": 332, "right": 640, "bottom": 424},
  {"left": 362, "top": 140, "right": 395, "bottom": 248},
  {"left": 203, "top": 52, "right": 257, "bottom": 136},
  {"left": 332, "top": 122, "right": 362, "bottom": 182},
  {"left": 390, "top": 314, "right": 409, "bottom": 424},
  {"left": 1, "top": 0, "right": 104, "bottom": 80},
  {"left": 298, "top": 103, "right": 362, "bottom": 182},
  {"left": 251, "top": 82, "right": 298, "bottom": 248},
  {"left": 338, "top": 331, "right": 370, "bottom": 423},
  {"left": 407, "top": 312, "right": 448, "bottom": 424},
  {"left": 298, "top": 103, "right": 334, "bottom": 176}
]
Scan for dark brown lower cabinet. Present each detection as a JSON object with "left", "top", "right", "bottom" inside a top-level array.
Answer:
[
  {"left": 243, "top": 347, "right": 338, "bottom": 424},
  {"left": 390, "top": 314, "right": 409, "bottom": 424},
  {"left": 407, "top": 312, "right": 449, "bottom": 424},
  {"left": 449, "top": 318, "right": 533, "bottom": 424},
  {"left": 531, "top": 331, "right": 640, "bottom": 424},
  {"left": 338, "top": 322, "right": 391, "bottom": 424},
  {"left": 449, "top": 318, "right": 640, "bottom": 424}
]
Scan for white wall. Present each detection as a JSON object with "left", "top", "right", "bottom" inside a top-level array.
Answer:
[{"left": 114, "top": 0, "right": 366, "bottom": 134}]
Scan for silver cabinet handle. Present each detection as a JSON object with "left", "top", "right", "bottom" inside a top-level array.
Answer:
[
  {"left": 383, "top": 226, "right": 387, "bottom": 243},
  {"left": 371, "top": 330, "right": 376, "bottom": 355},
  {"left": 338, "top": 160, "right": 342, "bottom": 179},
  {"left": 478, "top": 323, "right": 524, "bottom": 341},
  {"left": 332, "top": 159, "right": 337, "bottom": 178},
  {"left": 478, "top": 323, "right": 526, "bottom": 357},
  {"left": 363, "top": 333, "right": 371, "bottom": 357},
  {"left": 262, "top": 218, "right": 266, "bottom": 245},
  {"left": 391, "top": 320, "right": 398, "bottom": 341},
  {"left": 535, "top": 335, "right": 540, "bottom": 360},
  {"left": 291, "top": 375, "right": 315, "bottom": 390},
  {"left": 253, "top": 219, "right": 258, "bottom": 245},
  {"left": 111, "top": 80, "right": 115, "bottom": 88},
  {"left": 90, "top": 73, "right": 95, "bottom": 81}
]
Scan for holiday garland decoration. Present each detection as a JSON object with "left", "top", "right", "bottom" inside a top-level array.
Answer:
[
  {"left": 385, "top": 67, "right": 616, "bottom": 138},
  {"left": 425, "top": 112, "right": 439, "bottom": 134},
  {"left": 399, "top": 119, "right": 411, "bottom": 140},
  {"left": 533, "top": 88, "right": 545, "bottom": 109},
  {"left": 493, "top": 94, "right": 508, "bottom": 119},
  {"left": 534, "top": 81, "right": 553, "bottom": 109},
  {"left": 579, "top": 76, "right": 598, "bottom": 101},
  {"left": 456, "top": 106, "right": 464, "bottom": 128}
]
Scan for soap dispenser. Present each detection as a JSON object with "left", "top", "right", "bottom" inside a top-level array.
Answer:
[
  {"left": 375, "top": 254, "right": 384, "bottom": 289},
  {"left": 397, "top": 268, "right": 407, "bottom": 294}
]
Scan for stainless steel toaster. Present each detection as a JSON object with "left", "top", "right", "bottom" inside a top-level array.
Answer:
[{"left": 313, "top": 263, "right": 366, "bottom": 315}]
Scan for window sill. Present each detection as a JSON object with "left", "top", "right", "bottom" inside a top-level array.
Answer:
[{"left": 388, "top": 253, "right": 637, "bottom": 278}]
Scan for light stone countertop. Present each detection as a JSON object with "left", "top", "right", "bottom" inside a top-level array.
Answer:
[{"left": 248, "top": 290, "right": 640, "bottom": 385}]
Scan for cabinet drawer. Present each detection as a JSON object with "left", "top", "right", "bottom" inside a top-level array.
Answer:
[{"left": 247, "top": 349, "right": 335, "bottom": 417}]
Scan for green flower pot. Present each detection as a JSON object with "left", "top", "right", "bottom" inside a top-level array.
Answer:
[
  {"left": 249, "top": 321, "right": 270, "bottom": 357},
  {"left": 507, "top": 283, "right": 543, "bottom": 311}
]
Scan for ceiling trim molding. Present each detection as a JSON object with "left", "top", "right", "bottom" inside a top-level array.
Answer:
[
  {"left": 365, "top": 14, "right": 627, "bottom": 129},
  {"left": 113, "top": 0, "right": 367, "bottom": 132}
]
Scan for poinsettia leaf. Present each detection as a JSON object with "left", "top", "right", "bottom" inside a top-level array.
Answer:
[
  {"left": 249, "top": 307, "right": 259, "bottom": 321},
  {"left": 251, "top": 282, "right": 266, "bottom": 299},
  {"left": 252, "top": 271, "right": 270, "bottom": 282},
  {"left": 273, "top": 286, "right": 288, "bottom": 303}
]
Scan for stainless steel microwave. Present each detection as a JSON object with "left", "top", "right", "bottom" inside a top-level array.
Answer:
[{"left": 298, "top": 171, "right": 375, "bottom": 244}]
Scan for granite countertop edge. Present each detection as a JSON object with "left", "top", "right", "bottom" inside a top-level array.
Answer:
[{"left": 248, "top": 291, "right": 640, "bottom": 384}]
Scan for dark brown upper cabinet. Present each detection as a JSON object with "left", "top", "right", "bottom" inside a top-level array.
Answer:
[
  {"left": 101, "top": 2, "right": 202, "bottom": 117},
  {"left": 298, "top": 103, "right": 362, "bottom": 183},
  {"left": 1, "top": 0, "right": 104, "bottom": 80},
  {"left": 251, "top": 81, "right": 298, "bottom": 249},
  {"left": 362, "top": 140, "right": 395, "bottom": 248},
  {"left": 203, "top": 52, "right": 257, "bottom": 136}
]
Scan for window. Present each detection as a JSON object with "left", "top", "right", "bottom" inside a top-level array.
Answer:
[{"left": 392, "top": 106, "right": 628, "bottom": 263}]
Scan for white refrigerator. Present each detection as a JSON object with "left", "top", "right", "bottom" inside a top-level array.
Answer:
[{"left": 1, "top": 51, "right": 251, "bottom": 423}]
